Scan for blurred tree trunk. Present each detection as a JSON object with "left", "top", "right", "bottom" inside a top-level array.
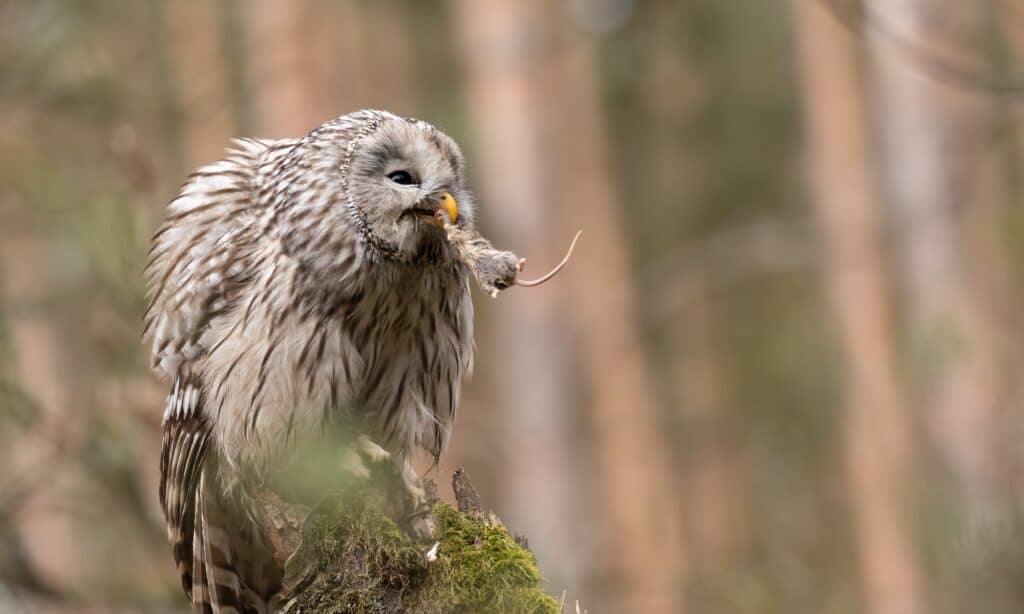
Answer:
[
  {"left": 344, "top": 0, "right": 418, "bottom": 114},
  {"left": 790, "top": 2, "right": 926, "bottom": 614},
  {"left": 643, "top": 2, "right": 750, "bottom": 582},
  {"left": 970, "top": 0, "right": 1018, "bottom": 497},
  {"left": 451, "top": 0, "right": 585, "bottom": 597},
  {"left": 0, "top": 229, "right": 79, "bottom": 595},
  {"left": 244, "top": 0, "right": 415, "bottom": 134},
  {"left": 866, "top": 0, "right": 999, "bottom": 500},
  {"left": 993, "top": 0, "right": 1024, "bottom": 504},
  {"left": 548, "top": 12, "right": 684, "bottom": 613},
  {"left": 165, "top": 0, "right": 234, "bottom": 166},
  {"left": 219, "top": 0, "right": 255, "bottom": 136},
  {"left": 674, "top": 275, "right": 748, "bottom": 576},
  {"left": 246, "top": 0, "right": 339, "bottom": 137}
]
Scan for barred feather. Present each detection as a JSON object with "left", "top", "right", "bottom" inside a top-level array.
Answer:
[
  {"left": 148, "top": 110, "right": 475, "bottom": 612},
  {"left": 144, "top": 137, "right": 298, "bottom": 378}
]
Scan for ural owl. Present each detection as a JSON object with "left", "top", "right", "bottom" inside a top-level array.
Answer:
[{"left": 145, "top": 110, "right": 474, "bottom": 612}]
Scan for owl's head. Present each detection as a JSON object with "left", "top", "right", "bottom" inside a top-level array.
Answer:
[{"left": 279, "top": 110, "right": 475, "bottom": 267}]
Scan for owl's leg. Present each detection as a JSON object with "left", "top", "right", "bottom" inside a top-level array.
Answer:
[
  {"left": 356, "top": 433, "right": 392, "bottom": 464},
  {"left": 343, "top": 435, "right": 436, "bottom": 540},
  {"left": 402, "top": 460, "right": 438, "bottom": 541},
  {"left": 354, "top": 435, "right": 424, "bottom": 509},
  {"left": 337, "top": 434, "right": 391, "bottom": 479}
]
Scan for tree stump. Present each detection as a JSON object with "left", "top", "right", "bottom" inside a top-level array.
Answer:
[{"left": 255, "top": 467, "right": 559, "bottom": 613}]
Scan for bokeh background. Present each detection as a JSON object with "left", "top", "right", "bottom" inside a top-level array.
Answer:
[{"left": 2, "top": 0, "right": 1024, "bottom": 612}]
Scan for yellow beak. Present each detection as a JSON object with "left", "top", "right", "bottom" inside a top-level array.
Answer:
[{"left": 440, "top": 192, "right": 458, "bottom": 224}]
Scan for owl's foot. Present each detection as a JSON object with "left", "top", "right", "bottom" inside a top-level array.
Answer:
[
  {"left": 337, "top": 436, "right": 437, "bottom": 540},
  {"left": 357, "top": 434, "right": 392, "bottom": 464},
  {"left": 336, "top": 434, "right": 393, "bottom": 480},
  {"left": 402, "top": 462, "right": 438, "bottom": 541}
]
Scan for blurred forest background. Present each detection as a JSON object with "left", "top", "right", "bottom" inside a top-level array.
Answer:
[{"left": 2, "top": 0, "right": 1024, "bottom": 612}]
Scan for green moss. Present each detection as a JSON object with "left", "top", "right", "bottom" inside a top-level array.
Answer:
[
  {"left": 425, "top": 504, "right": 559, "bottom": 614},
  {"left": 279, "top": 493, "right": 559, "bottom": 614}
]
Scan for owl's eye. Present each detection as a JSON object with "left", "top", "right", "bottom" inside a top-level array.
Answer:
[{"left": 387, "top": 170, "right": 417, "bottom": 186}]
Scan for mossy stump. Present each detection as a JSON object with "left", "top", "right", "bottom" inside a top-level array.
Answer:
[{"left": 256, "top": 469, "right": 560, "bottom": 613}]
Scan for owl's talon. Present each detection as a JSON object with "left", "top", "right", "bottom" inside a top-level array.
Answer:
[
  {"left": 337, "top": 447, "right": 371, "bottom": 480},
  {"left": 402, "top": 462, "right": 438, "bottom": 540},
  {"left": 407, "top": 502, "right": 438, "bottom": 541},
  {"left": 402, "top": 465, "right": 426, "bottom": 502},
  {"left": 338, "top": 435, "right": 392, "bottom": 480},
  {"left": 356, "top": 434, "right": 391, "bottom": 464},
  {"left": 410, "top": 512, "right": 438, "bottom": 541}
]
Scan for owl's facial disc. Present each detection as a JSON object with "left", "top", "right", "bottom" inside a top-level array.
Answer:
[{"left": 340, "top": 115, "right": 473, "bottom": 260}]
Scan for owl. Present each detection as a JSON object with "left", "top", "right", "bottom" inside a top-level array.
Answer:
[{"left": 144, "top": 110, "right": 475, "bottom": 612}]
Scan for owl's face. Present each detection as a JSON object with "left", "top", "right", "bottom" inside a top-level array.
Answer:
[
  {"left": 341, "top": 115, "right": 474, "bottom": 260},
  {"left": 277, "top": 112, "right": 474, "bottom": 274}
]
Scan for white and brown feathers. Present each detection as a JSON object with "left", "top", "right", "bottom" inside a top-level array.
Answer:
[{"left": 145, "top": 110, "right": 475, "bottom": 612}]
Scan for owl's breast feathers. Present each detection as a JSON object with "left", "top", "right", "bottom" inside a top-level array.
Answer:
[{"left": 145, "top": 137, "right": 474, "bottom": 469}]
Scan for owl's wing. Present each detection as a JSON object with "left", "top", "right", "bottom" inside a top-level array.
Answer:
[
  {"left": 148, "top": 136, "right": 296, "bottom": 601},
  {"left": 143, "top": 138, "right": 299, "bottom": 378}
]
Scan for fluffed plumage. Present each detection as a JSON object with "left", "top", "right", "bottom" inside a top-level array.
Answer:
[{"left": 145, "top": 110, "right": 475, "bottom": 612}]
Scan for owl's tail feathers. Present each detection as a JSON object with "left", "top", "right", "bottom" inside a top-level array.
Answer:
[
  {"left": 188, "top": 472, "right": 280, "bottom": 614},
  {"left": 160, "top": 372, "right": 279, "bottom": 613}
]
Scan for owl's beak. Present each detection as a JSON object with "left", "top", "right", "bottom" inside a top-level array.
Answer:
[
  {"left": 409, "top": 193, "right": 458, "bottom": 228},
  {"left": 439, "top": 192, "right": 458, "bottom": 224}
]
